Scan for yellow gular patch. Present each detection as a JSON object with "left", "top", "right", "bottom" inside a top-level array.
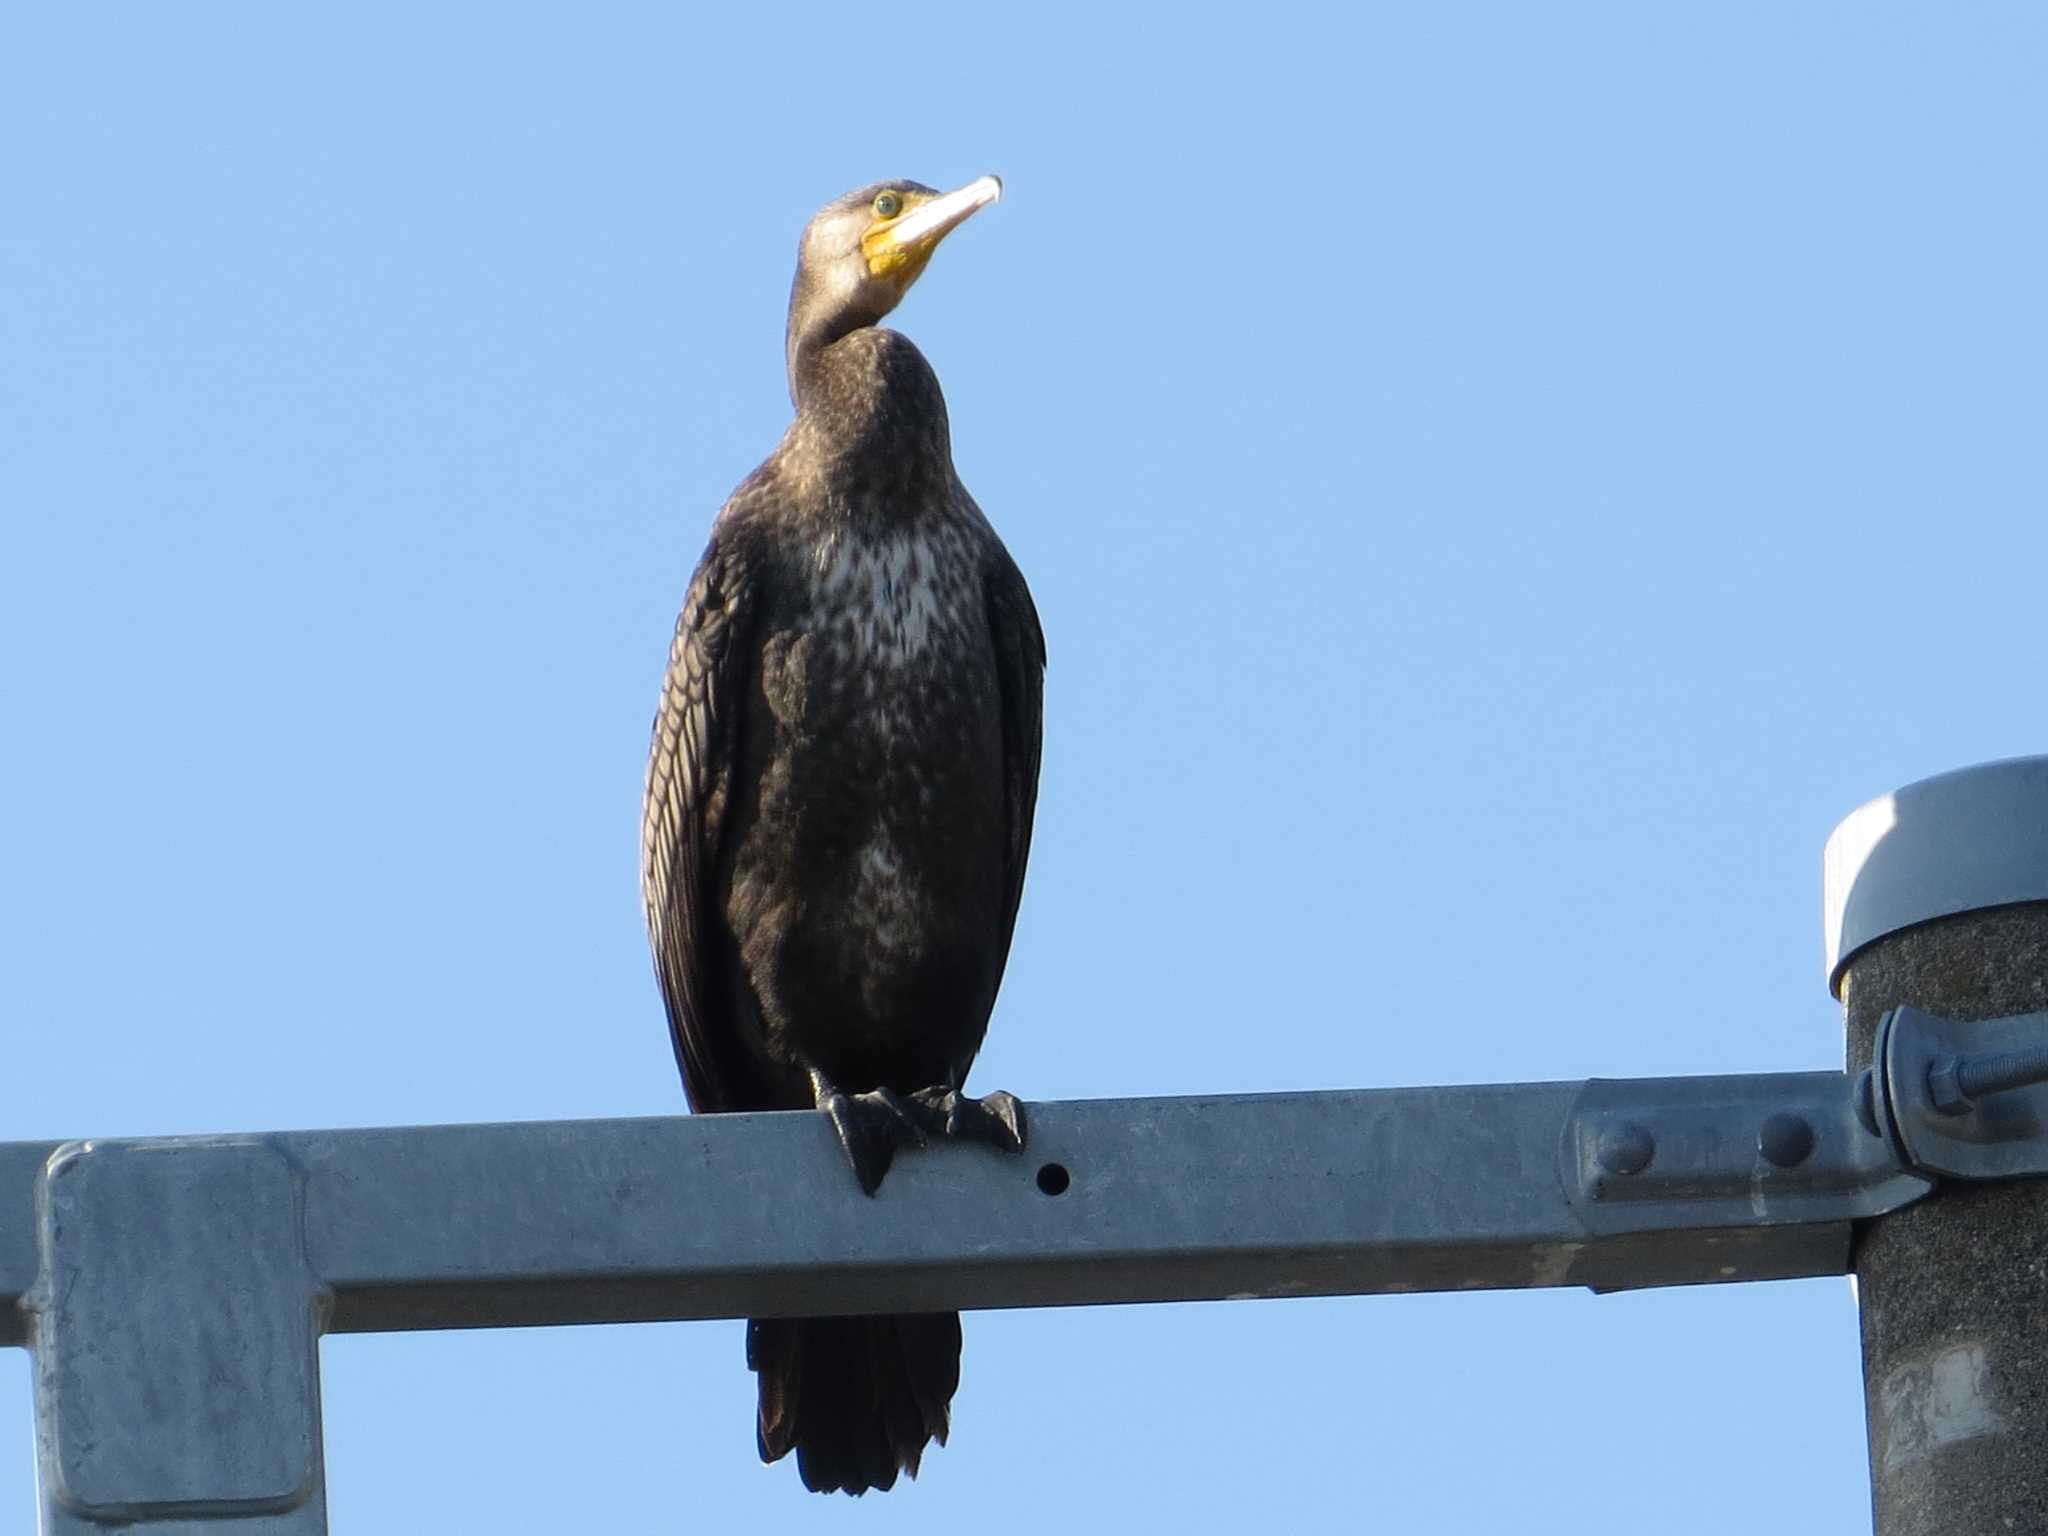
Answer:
[{"left": 860, "top": 195, "right": 938, "bottom": 285}]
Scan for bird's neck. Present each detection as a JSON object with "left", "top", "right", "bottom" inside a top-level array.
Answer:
[{"left": 785, "top": 328, "right": 955, "bottom": 495}]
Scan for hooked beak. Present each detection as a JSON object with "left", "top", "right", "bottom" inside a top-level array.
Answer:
[{"left": 862, "top": 175, "right": 1003, "bottom": 286}]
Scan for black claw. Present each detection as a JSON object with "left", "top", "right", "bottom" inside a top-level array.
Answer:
[
  {"left": 981, "top": 1089, "right": 1028, "bottom": 1152},
  {"left": 821, "top": 1086, "right": 927, "bottom": 1196},
  {"left": 908, "top": 1086, "right": 1028, "bottom": 1154}
]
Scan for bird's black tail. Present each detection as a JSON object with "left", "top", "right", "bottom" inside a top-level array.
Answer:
[{"left": 747, "top": 1312, "right": 962, "bottom": 1495}]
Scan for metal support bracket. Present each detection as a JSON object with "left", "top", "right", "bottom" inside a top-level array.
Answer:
[
  {"left": 8, "top": 1023, "right": 2048, "bottom": 1533},
  {"left": 1863, "top": 1005, "right": 2048, "bottom": 1181},
  {"left": 31, "top": 1137, "right": 329, "bottom": 1535},
  {"left": 1560, "top": 1068, "right": 1931, "bottom": 1255}
]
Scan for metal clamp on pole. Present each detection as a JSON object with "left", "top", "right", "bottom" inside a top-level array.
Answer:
[
  {"left": 1556, "top": 1004, "right": 2048, "bottom": 1255},
  {"left": 1560, "top": 1069, "right": 1934, "bottom": 1251},
  {"left": 1859, "top": 1004, "right": 2048, "bottom": 1182}
]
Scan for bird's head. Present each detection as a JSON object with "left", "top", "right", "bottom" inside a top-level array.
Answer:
[{"left": 785, "top": 175, "right": 1001, "bottom": 388}]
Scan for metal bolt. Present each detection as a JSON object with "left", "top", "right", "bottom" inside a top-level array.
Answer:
[
  {"left": 1596, "top": 1122, "right": 1655, "bottom": 1176},
  {"left": 1928, "top": 1055, "right": 1970, "bottom": 1116},
  {"left": 1758, "top": 1112, "right": 1815, "bottom": 1169},
  {"left": 1931, "top": 1044, "right": 2048, "bottom": 1115}
]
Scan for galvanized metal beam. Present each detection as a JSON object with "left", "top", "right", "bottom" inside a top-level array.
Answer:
[{"left": 0, "top": 1069, "right": 1945, "bottom": 1531}]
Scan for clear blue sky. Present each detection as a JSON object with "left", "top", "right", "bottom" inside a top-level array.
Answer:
[{"left": 3, "top": 3, "right": 2043, "bottom": 1529}]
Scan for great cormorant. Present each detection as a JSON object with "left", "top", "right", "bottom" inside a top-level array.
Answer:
[{"left": 641, "top": 176, "right": 1044, "bottom": 1495}]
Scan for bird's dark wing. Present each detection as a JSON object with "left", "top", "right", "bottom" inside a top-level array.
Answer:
[
  {"left": 985, "top": 551, "right": 1046, "bottom": 975},
  {"left": 642, "top": 537, "right": 757, "bottom": 1113}
]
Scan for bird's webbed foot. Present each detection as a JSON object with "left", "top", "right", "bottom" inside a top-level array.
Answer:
[
  {"left": 810, "top": 1073, "right": 928, "bottom": 1197},
  {"left": 906, "top": 1086, "right": 1028, "bottom": 1154}
]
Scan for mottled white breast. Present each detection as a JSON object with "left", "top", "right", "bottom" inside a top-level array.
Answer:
[
  {"left": 811, "top": 525, "right": 977, "bottom": 669},
  {"left": 806, "top": 522, "right": 986, "bottom": 969}
]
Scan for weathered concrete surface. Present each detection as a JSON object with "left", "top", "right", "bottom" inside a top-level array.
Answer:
[{"left": 1843, "top": 905, "right": 2048, "bottom": 1536}]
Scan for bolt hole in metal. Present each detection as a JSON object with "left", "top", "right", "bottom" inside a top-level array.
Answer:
[{"left": 1035, "top": 1162, "right": 1070, "bottom": 1196}]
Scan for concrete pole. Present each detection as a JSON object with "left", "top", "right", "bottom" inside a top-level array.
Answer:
[{"left": 1824, "top": 757, "right": 2048, "bottom": 1536}]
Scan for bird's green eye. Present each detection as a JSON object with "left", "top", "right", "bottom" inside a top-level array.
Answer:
[{"left": 873, "top": 191, "right": 902, "bottom": 219}]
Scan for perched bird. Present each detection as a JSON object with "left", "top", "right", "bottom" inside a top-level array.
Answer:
[{"left": 641, "top": 176, "right": 1044, "bottom": 1495}]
